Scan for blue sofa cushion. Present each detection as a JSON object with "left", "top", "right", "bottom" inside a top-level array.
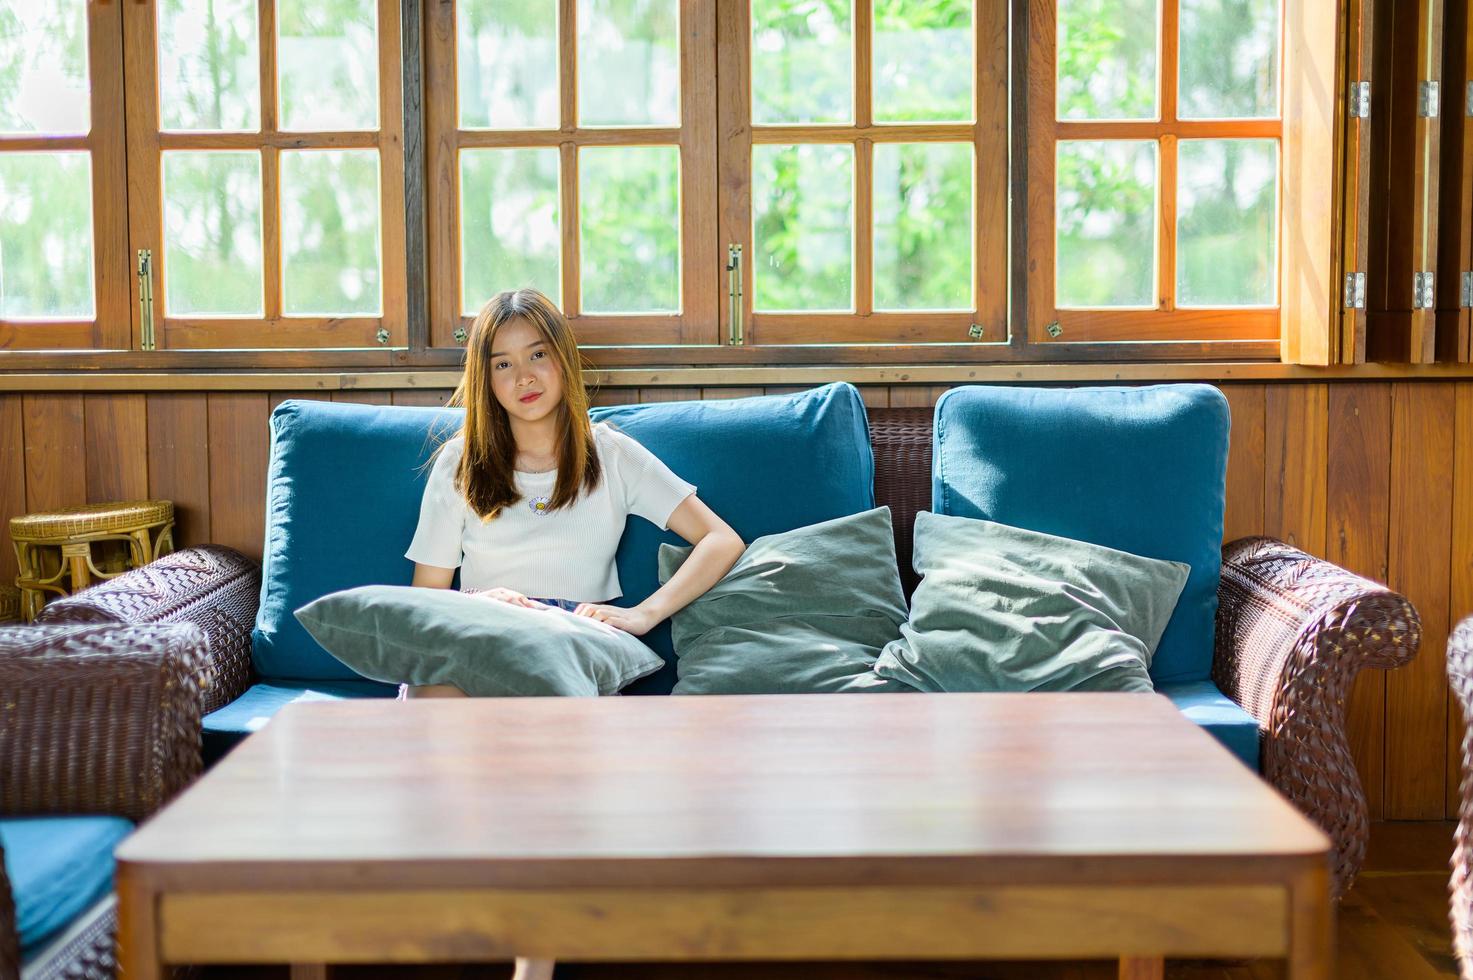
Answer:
[
  {"left": 203, "top": 680, "right": 397, "bottom": 763},
  {"left": 1159, "top": 681, "right": 1262, "bottom": 770},
  {"left": 932, "top": 384, "right": 1229, "bottom": 685},
  {"left": 255, "top": 400, "right": 461, "bottom": 680},
  {"left": 591, "top": 382, "right": 876, "bottom": 694},
  {"left": 0, "top": 815, "right": 133, "bottom": 955}
]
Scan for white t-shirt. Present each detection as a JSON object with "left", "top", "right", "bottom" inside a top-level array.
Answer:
[{"left": 404, "top": 422, "right": 696, "bottom": 602}]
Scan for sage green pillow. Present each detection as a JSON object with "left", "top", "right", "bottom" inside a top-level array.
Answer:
[
  {"left": 657, "top": 506, "right": 911, "bottom": 695},
  {"left": 294, "top": 586, "right": 664, "bottom": 696},
  {"left": 875, "top": 511, "right": 1191, "bottom": 694}
]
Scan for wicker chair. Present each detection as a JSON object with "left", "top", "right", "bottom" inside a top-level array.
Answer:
[
  {"left": 1447, "top": 614, "right": 1473, "bottom": 978},
  {"left": 28, "top": 407, "right": 1422, "bottom": 902},
  {"left": 0, "top": 622, "right": 207, "bottom": 980}
]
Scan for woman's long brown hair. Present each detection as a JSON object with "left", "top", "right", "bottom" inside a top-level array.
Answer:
[{"left": 445, "top": 289, "right": 602, "bottom": 521}]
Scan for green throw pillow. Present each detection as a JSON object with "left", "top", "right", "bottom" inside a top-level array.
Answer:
[
  {"left": 875, "top": 511, "right": 1191, "bottom": 694},
  {"left": 294, "top": 586, "right": 664, "bottom": 696},
  {"left": 657, "top": 506, "right": 910, "bottom": 695}
]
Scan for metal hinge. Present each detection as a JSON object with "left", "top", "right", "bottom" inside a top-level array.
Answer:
[
  {"left": 453, "top": 326, "right": 468, "bottom": 344},
  {"left": 1343, "top": 272, "right": 1366, "bottom": 310},
  {"left": 1467, "top": 80, "right": 1473, "bottom": 116},
  {"left": 136, "top": 249, "right": 155, "bottom": 351},
  {"left": 1349, "top": 81, "right": 1370, "bottom": 119},
  {"left": 1414, "top": 271, "right": 1436, "bottom": 309},
  {"left": 1462, "top": 271, "right": 1473, "bottom": 308},
  {"left": 1419, "top": 81, "right": 1440, "bottom": 118},
  {"left": 725, "top": 244, "right": 744, "bottom": 345},
  {"left": 968, "top": 324, "right": 983, "bottom": 339},
  {"left": 375, "top": 327, "right": 390, "bottom": 345}
]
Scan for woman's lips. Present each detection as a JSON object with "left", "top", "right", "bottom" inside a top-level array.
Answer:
[{"left": 519, "top": 392, "right": 542, "bottom": 403}]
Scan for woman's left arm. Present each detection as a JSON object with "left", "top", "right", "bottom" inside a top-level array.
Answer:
[{"left": 573, "top": 495, "right": 743, "bottom": 635}]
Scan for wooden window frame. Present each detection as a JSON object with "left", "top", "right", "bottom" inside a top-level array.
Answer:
[
  {"left": 0, "top": 1, "right": 129, "bottom": 351},
  {"left": 120, "top": 0, "right": 408, "bottom": 351},
  {"left": 712, "top": 0, "right": 1009, "bottom": 347},
  {"left": 1025, "top": 0, "right": 1287, "bottom": 348},
  {"left": 423, "top": 0, "right": 718, "bottom": 349}
]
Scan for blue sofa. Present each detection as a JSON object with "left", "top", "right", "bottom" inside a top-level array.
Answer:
[
  {"left": 33, "top": 382, "right": 1419, "bottom": 901},
  {"left": 0, "top": 623, "right": 205, "bottom": 980}
]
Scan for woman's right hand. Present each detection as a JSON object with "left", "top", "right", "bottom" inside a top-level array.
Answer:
[{"left": 472, "top": 587, "right": 549, "bottom": 609}]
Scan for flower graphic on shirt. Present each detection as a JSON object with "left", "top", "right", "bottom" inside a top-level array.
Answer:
[{"left": 528, "top": 494, "right": 551, "bottom": 516}]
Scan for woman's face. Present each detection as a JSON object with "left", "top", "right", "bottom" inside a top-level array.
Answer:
[{"left": 488, "top": 317, "right": 564, "bottom": 425}]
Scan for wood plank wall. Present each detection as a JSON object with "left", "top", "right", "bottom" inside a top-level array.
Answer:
[{"left": 2, "top": 380, "right": 1468, "bottom": 821}]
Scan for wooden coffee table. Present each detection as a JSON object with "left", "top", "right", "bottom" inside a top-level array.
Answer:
[{"left": 116, "top": 693, "right": 1332, "bottom": 980}]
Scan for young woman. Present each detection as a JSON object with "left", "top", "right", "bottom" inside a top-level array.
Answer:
[{"left": 404, "top": 287, "right": 745, "bottom": 698}]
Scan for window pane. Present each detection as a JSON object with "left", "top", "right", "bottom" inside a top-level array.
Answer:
[
  {"left": 1056, "top": 140, "right": 1156, "bottom": 308},
  {"left": 874, "top": 143, "right": 971, "bottom": 311},
  {"left": 753, "top": 143, "right": 852, "bottom": 312},
  {"left": 579, "top": 146, "right": 679, "bottom": 313},
  {"left": 162, "top": 150, "right": 263, "bottom": 316},
  {"left": 873, "top": 0, "right": 972, "bottom": 123},
  {"left": 0, "top": 152, "right": 94, "bottom": 318},
  {"left": 1057, "top": 0, "right": 1157, "bottom": 121},
  {"left": 578, "top": 0, "right": 678, "bottom": 127},
  {"left": 281, "top": 150, "right": 382, "bottom": 316},
  {"left": 278, "top": 0, "right": 378, "bottom": 131},
  {"left": 1177, "top": 139, "right": 1277, "bottom": 306},
  {"left": 1179, "top": 0, "right": 1278, "bottom": 119},
  {"left": 0, "top": 1, "right": 90, "bottom": 136},
  {"left": 460, "top": 148, "right": 561, "bottom": 313},
  {"left": 751, "top": 0, "right": 852, "bottom": 125},
  {"left": 458, "top": 0, "right": 558, "bottom": 129},
  {"left": 158, "top": 0, "right": 261, "bottom": 132}
]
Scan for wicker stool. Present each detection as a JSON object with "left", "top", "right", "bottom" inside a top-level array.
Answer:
[{"left": 10, "top": 500, "right": 175, "bottom": 621}]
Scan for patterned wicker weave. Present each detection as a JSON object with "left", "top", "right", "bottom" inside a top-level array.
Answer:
[
  {"left": 867, "top": 408, "right": 934, "bottom": 601},
  {"left": 1447, "top": 614, "right": 1473, "bottom": 980},
  {"left": 0, "top": 622, "right": 207, "bottom": 980},
  {"left": 1214, "top": 536, "right": 1420, "bottom": 900},
  {"left": 35, "top": 546, "right": 261, "bottom": 714},
  {"left": 8, "top": 501, "right": 173, "bottom": 542}
]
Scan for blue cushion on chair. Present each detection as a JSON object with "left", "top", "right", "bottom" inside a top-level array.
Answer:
[
  {"left": 0, "top": 815, "right": 133, "bottom": 954},
  {"left": 932, "top": 385, "right": 1229, "bottom": 685},
  {"left": 202, "top": 679, "right": 398, "bottom": 763},
  {"left": 591, "top": 382, "right": 876, "bottom": 694},
  {"left": 254, "top": 400, "right": 461, "bottom": 680},
  {"left": 1158, "top": 681, "right": 1262, "bottom": 770}
]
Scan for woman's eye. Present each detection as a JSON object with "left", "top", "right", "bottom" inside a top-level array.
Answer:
[
  {"left": 532, "top": 350, "right": 545, "bottom": 360},
  {"left": 496, "top": 361, "right": 509, "bottom": 369}
]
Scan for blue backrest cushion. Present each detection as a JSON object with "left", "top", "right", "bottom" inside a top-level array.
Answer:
[
  {"left": 931, "top": 384, "right": 1229, "bottom": 685},
  {"left": 255, "top": 384, "right": 874, "bottom": 688},
  {"left": 591, "top": 382, "right": 876, "bottom": 693},
  {"left": 254, "top": 400, "right": 461, "bottom": 680}
]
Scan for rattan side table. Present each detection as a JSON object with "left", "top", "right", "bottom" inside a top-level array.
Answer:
[{"left": 10, "top": 500, "right": 175, "bottom": 621}]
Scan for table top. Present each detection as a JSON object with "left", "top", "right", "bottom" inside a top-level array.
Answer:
[{"left": 118, "top": 693, "right": 1330, "bottom": 891}]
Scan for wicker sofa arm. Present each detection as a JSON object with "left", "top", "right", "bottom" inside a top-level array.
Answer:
[
  {"left": 1213, "top": 535, "right": 1420, "bottom": 899},
  {"left": 34, "top": 545, "right": 261, "bottom": 714},
  {"left": 0, "top": 623, "right": 207, "bottom": 823}
]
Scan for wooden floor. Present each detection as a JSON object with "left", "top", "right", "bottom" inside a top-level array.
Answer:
[{"left": 212, "top": 822, "right": 1462, "bottom": 980}]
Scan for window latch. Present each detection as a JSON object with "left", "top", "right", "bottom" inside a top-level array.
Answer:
[
  {"left": 726, "top": 244, "right": 744, "bottom": 346},
  {"left": 137, "top": 249, "right": 155, "bottom": 351}
]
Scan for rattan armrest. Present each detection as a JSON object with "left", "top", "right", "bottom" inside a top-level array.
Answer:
[
  {"left": 0, "top": 623, "right": 207, "bottom": 823},
  {"left": 1213, "top": 535, "right": 1420, "bottom": 899},
  {"left": 35, "top": 545, "right": 261, "bottom": 714}
]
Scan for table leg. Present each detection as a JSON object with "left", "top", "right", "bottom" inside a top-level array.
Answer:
[
  {"left": 1289, "top": 865, "right": 1333, "bottom": 980},
  {"left": 512, "top": 958, "right": 556, "bottom": 980},
  {"left": 290, "top": 964, "right": 330, "bottom": 980},
  {"left": 1118, "top": 956, "right": 1163, "bottom": 980},
  {"left": 116, "top": 869, "right": 163, "bottom": 980}
]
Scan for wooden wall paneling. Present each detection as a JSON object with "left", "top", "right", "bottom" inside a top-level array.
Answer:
[
  {"left": 206, "top": 394, "right": 271, "bottom": 561},
  {"left": 22, "top": 395, "right": 86, "bottom": 512},
  {"left": 888, "top": 387, "right": 936, "bottom": 409},
  {"left": 1221, "top": 385, "right": 1267, "bottom": 544},
  {"left": 859, "top": 387, "right": 890, "bottom": 410},
  {"left": 268, "top": 391, "right": 333, "bottom": 414},
  {"left": 1449, "top": 384, "right": 1473, "bottom": 814},
  {"left": 330, "top": 392, "right": 392, "bottom": 405},
  {"left": 700, "top": 388, "right": 764, "bottom": 400},
  {"left": 1262, "top": 384, "right": 1329, "bottom": 556},
  {"left": 0, "top": 396, "right": 25, "bottom": 588},
  {"left": 1327, "top": 383, "right": 1394, "bottom": 820},
  {"left": 590, "top": 388, "right": 639, "bottom": 407},
  {"left": 146, "top": 394, "right": 210, "bottom": 551},
  {"left": 637, "top": 388, "right": 702, "bottom": 403},
  {"left": 1340, "top": 0, "right": 1377, "bottom": 363},
  {"left": 84, "top": 394, "right": 148, "bottom": 504},
  {"left": 1385, "top": 382, "right": 1455, "bottom": 818},
  {"left": 390, "top": 390, "right": 453, "bottom": 407}
]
